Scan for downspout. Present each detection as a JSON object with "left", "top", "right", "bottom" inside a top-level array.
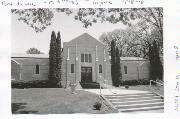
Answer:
[
  {"left": 19, "top": 64, "right": 22, "bottom": 80},
  {"left": 66, "top": 47, "right": 70, "bottom": 88}
]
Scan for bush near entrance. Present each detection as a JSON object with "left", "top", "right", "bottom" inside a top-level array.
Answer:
[
  {"left": 11, "top": 80, "right": 61, "bottom": 89},
  {"left": 121, "top": 79, "right": 150, "bottom": 86}
]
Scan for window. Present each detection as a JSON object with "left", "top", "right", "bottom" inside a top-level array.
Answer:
[
  {"left": 71, "top": 64, "right": 74, "bottom": 73},
  {"left": 81, "top": 53, "right": 92, "bottom": 63},
  {"left": 124, "top": 66, "right": 127, "bottom": 74},
  {"left": 85, "top": 54, "right": 88, "bottom": 62},
  {"left": 81, "top": 53, "right": 84, "bottom": 62},
  {"left": 35, "top": 64, "right": 39, "bottom": 74},
  {"left": 99, "top": 64, "right": 102, "bottom": 73},
  {"left": 89, "top": 54, "right": 92, "bottom": 63}
]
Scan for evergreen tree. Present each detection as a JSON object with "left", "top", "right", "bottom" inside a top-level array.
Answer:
[
  {"left": 56, "top": 31, "right": 62, "bottom": 87},
  {"left": 48, "top": 31, "right": 58, "bottom": 86},
  {"left": 115, "top": 47, "right": 122, "bottom": 86},
  {"left": 149, "top": 40, "right": 163, "bottom": 81},
  {"left": 111, "top": 40, "right": 116, "bottom": 86},
  {"left": 111, "top": 40, "right": 122, "bottom": 87}
]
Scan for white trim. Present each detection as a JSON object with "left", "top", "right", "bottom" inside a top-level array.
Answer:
[
  {"left": 19, "top": 64, "right": 22, "bottom": 80},
  {"left": 103, "top": 49, "right": 106, "bottom": 61},
  {"left": 95, "top": 45, "right": 98, "bottom": 61},
  {"left": 67, "top": 48, "right": 70, "bottom": 60},
  {"left": 11, "top": 59, "right": 20, "bottom": 65}
]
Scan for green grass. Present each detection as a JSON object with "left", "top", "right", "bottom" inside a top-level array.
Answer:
[{"left": 11, "top": 88, "right": 116, "bottom": 114}]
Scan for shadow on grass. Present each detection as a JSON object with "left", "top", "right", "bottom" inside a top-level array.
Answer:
[{"left": 12, "top": 103, "right": 38, "bottom": 114}]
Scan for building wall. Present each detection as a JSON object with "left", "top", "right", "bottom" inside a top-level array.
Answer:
[
  {"left": 11, "top": 60, "right": 21, "bottom": 80},
  {"left": 121, "top": 60, "right": 150, "bottom": 81},
  {"left": 11, "top": 58, "right": 49, "bottom": 81},
  {"left": 61, "top": 33, "right": 112, "bottom": 88}
]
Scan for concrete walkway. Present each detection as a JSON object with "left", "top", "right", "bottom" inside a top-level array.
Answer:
[{"left": 80, "top": 88, "right": 150, "bottom": 95}]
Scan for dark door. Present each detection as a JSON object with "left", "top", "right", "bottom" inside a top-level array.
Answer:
[{"left": 81, "top": 67, "right": 92, "bottom": 83}]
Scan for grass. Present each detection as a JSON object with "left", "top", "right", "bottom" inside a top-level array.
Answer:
[{"left": 11, "top": 88, "right": 116, "bottom": 114}]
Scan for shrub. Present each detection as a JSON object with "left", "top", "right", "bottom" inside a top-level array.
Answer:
[
  {"left": 11, "top": 80, "right": 61, "bottom": 89},
  {"left": 125, "top": 85, "right": 129, "bottom": 89},
  {"left": 138, "top": 79, "right": 150, "bottom": 85},
  {"left": 122, "top": 79, "right": 150, "bottom": 86},
  {"left": 80, "top": 82, "right": 100, "bottom": 89},
  {"left": 93, "top": 102, "right": 102, "bottom": 110}
]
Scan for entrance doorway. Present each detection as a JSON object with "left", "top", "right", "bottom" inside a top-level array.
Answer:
[{"left": 81, "top": 67, "right": 92, "bottom": 83}]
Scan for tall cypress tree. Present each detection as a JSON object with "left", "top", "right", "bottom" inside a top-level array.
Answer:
[
  {"left": 149, "top": 40, "right": 163, "bottom": 81},
  {"left": 115, "top": 47, "right": 122, "bottom": 86},
  {"left": 56, "top": 31, "right": 62, "bottom": 87},
  {"left": 49, "top": 31, "right": 57, "bottom": 86},
  {"left": 111, "top": 40, "right": 122, "bottom": 87},
  {"left": 111, "top": 40, "right": 116, "bottom": 86}
]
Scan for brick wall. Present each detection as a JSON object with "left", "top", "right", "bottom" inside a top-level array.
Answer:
[{"left": 11, "top": 58, "right": 49, "bottom": 81}]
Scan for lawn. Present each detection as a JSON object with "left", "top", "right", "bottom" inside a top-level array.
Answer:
[{"left": 11, "top": 88, "right": 116, "bottom": 114}]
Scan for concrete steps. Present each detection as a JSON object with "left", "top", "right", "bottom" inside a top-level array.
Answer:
[{"left": 104, "top": 93, "right": 164, "bottom": 113}]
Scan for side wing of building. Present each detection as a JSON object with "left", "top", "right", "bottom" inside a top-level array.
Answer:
[{"left": 11, "top": 57, "right": 49, "bottom": 81}]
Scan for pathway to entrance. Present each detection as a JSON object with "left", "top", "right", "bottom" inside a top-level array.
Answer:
[{"left": 80, "top": 88, "right": 164, "bottom": 113}]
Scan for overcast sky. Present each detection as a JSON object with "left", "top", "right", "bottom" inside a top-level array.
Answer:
[{"left": 12, "top": 9, "right": 128, "bottom": 54}]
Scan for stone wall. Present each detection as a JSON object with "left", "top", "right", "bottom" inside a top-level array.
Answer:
[
  {"left": 121, "top": 60, "right": 150, "bottom": 81},
  {"left": 11, "top": 58, "right": 49, "bottom": 81}
]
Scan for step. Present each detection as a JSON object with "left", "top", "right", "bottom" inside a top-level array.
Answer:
[
  {"left": 115, "top": 102, "right": 164, "bottom": 109},
  {"left": 112, "top": 99, "right": 163, "bottom": 105},
  {"left": 105, "top": 94, "right": 157, "bottom": 99},
  {"left": 105, "top": 92, "right": 153, "bottom": 97},
  {"left": 108, "top": 96, "right": 162, "bottom": 102},
  {"left": 119, "top": 106, "right": 164, "bottom": 112}
]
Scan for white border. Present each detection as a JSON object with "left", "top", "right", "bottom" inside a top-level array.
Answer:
[{"left": 0, "top": 0, "right": 180, "bottom": 119}]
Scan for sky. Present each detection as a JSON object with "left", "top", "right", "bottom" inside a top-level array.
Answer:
[{"left": 12, "top": 9, "right": 128, "bottom": 54}]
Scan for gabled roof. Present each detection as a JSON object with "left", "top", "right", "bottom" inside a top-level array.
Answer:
[
  {"left": 11, "top": 53, "right": 49, "bottom": 59},
  {"left": 67, "top": 33, "right": 105, "bottom": 46}
]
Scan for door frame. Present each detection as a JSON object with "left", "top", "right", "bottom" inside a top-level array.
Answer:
[{"left": 81, "top": 66, "right": 93, "bottom": 83}]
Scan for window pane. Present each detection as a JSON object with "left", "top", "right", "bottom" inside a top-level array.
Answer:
[
  {"left": 124, "top": 66, "right": 127, "bottom": 74},
  {"left": 89, "top": 54, "right": 92, "bottom": 63},
  {"left": 36, "top": 65, "right": 39, "bottom": 74},
  {"left": 99, "top": 64, "right": 102, "bottom": 73},
  {"left": 71, "top": 64, "right": 74, "bottom": 73},
  {"left": 85, "top": 54, "right": 88, "bottom": 62},
  {"left": 81, "top": 54, "right": 84, "bottom": 62}
]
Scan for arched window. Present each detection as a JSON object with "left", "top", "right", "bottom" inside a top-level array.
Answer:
[
  {"left": 35, "top": 64, "right": 40, "bottom": 74},
  {"left": 89, "top": 54, "right": 92, "bottom": 63},
  {"left": 81, "top": 53, "right": 84, "bottom": 62},
  {"left": 71, "top": 64, "right": 74, "bottom": 73},
  {"left": 124, "top": 66, "right": 127, "bottom": 74},
  {"left": 81, "top": 53, "right": 92, "bottom": 63},
  {"left": 99, "top": 64, "right": 102, "bottom": 73}
]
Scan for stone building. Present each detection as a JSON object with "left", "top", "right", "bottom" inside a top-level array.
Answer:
[
  {"left": 120, "top": 57, "right": 150, "bottom": 81},
  {"left": 11, "top": 33, "right": 150, "bottom": 87},
  {"left": 61, "top": 33, "right": 112, "bottom": 87},
  {"left": 11, "top": 54, "right": 49, "bottom": 81}
]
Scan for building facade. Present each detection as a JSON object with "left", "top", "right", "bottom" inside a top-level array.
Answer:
[
  {"left": 120, "top": 57, "right": 150, "bottom": 81},
  {"left": 11, "top": 54, "right": 49, "bottom": 81},
  {"left": 11, "top": 33, "right": 151, "bottom": 87},
  {"left": 61, "top": 33, "right": 112, "bottom": 87}
]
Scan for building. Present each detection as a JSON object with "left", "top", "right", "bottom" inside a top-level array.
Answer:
[
  {"left": 11, "top": 54, "right": 49, "bottom": 81},
  {"left": 61, "top": 33, "right": 112, "bottom": 87},
  {"left": 120, "top": 57, "right": 150, "bottom": 81},
  {"left": 11, "top": 33, "right": 150, "bottom": 87}
]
